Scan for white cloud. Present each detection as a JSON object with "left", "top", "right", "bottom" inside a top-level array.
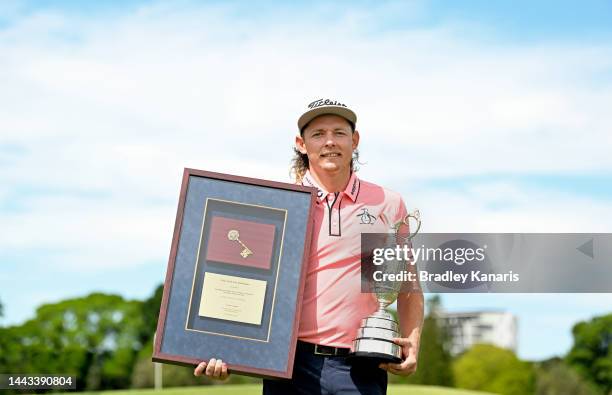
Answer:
[
  {"left": 1, "top": 2, "right": 611, "bottom": 270},
  {"left": 400, "top": 182, "right": 612, "bottom": 233}
]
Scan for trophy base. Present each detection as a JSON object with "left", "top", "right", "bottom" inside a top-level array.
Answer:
[
  {"left": 349, "top": 338, "right": 403, "bottom": 364},
  {"left": 348, "top": 350, "right": 402, "bottom": 364}
]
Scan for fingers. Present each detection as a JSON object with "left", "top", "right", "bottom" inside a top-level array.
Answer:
[
  {"left": 383, "top": 356, "right": 408, "bottom": 372},
  {"left": 212, "top": 359, "right": 224, "bottom": 377},
  {"left": 381, "top": 361, "right": 417, "bottom": 375},
  {"left": 380, "top": 353, "right": 418, "bottom": 376},
  {"left": 389, "top": 358, "right": 414, "bottom": 371},
  {"left": 194, "top": 361, "right": 207, "bottom": 376},
  {"left": 393, "top": 337, "right": 411, "bottom": 347},
  {"left": 205, "top": 358, "right": 218, "bottom": 376},
  {"left": 194, "top": 359, "right": 229, "bottom": 380}
]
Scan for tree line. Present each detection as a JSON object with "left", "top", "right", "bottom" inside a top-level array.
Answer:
[
  {"left": 0, "top": 289, "right": 256, "bottom": 392},
  {"left": 0, "top": 292, "right": 609, "bottom": 394},
  {"left": 389, "top": 296, "right": 611, "bottom": 395}
]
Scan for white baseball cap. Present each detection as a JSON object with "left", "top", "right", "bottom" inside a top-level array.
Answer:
[{"left": 297, "top": 98, "right": 357, "bottom": 133}]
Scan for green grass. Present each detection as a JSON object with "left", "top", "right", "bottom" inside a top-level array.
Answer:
[{"left": 74, "top": 384, "right": 496, "bottom": 395}]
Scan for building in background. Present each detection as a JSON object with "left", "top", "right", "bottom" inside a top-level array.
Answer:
[{"left": 438, "top": 311, "right": 518, "bottom": 356}]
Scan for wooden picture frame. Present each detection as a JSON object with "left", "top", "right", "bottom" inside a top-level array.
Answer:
[{"left": 153, "top": 168, "right": 316, "bottom": 379}]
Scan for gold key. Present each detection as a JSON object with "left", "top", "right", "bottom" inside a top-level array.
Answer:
[{"left": 227, "top": 229, "right": 253, "bottom": 258}]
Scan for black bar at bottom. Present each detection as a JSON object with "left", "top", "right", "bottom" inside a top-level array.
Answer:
[{"left": 0, "top": 374, "right": 77, "bottom": 390}]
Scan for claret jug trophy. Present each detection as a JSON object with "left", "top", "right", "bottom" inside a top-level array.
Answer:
[{"left": 350, "top": 210, "right": 421, "bottom": 362}]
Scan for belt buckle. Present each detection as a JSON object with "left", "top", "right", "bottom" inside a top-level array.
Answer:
[{"left": 314, "top": 344, "right": 335, "bottom": 356}]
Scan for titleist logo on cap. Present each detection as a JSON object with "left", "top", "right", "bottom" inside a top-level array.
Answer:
[{"left": 308, "top": 99, "right": 348, "bottom": 109}]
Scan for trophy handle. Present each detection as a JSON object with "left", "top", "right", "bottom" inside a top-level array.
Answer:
[{"left": 393, "top": 210, "right": 421, "bottom": 242}]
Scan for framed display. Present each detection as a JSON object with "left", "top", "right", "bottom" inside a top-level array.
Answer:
[{"left": 153, "top": 168, "right": 316, "bottom": 379}]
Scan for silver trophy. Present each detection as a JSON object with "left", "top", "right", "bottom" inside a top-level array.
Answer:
[{"left": 350, "top": 210, "right": 421, "bottom": 362}]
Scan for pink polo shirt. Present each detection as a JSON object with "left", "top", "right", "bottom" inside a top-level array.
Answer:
[{"left": 298, "top": 170, "right": 408, "bottom": 348}]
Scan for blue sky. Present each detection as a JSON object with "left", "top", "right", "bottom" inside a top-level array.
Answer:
[{"left": 1, "top": 0, "right": 611, "bottom": 361}]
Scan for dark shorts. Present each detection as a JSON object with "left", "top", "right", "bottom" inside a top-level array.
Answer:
[{"left": 262, "top": 341, "right": 387, "bottom": 395}]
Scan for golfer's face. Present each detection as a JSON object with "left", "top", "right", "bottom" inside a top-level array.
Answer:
[{"left": 300, "top": 114, "right": 359, "bottom": 174}]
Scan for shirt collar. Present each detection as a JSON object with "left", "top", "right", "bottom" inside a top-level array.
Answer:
[{"left": 302, "top": 170, "right": 360, "bottom": 202}]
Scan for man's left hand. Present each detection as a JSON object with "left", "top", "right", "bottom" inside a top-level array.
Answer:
[{"left": 379, "top": 337, "right": 418, "bottom": 376}]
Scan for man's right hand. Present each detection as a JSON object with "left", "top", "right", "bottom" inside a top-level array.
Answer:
[{"left": 194, "top": 358, "right": 229, "bottom": 380}]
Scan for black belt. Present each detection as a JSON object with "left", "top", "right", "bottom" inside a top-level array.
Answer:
[{"left": 299, "top": 341, "right": 351, "bottom": 356}]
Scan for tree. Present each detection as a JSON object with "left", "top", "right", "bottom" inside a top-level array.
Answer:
[
  {"left": 131, "top": 342, "right": 259, "bottom": 388},
  {"left": 0, "top": 293, "right": 145, "bottom": 391},
  {"left": 140, "top": 284, "right": 164, "bottom": 344},
  {"left": 0, "top": 326, "right": 18, "bottom": 375},
  {"left": 566, "top": 313, "right": 612, "bottom": 395},
  {"left": 535, "top": 358, "right": 600, "bottom": 395},
  {"left": 453, "top": 344, "right": 535, "bottom": 395},
  {"left": 0, "top": 298, "right": 3, "bottom": 318},
  {"left": 392, "top": 295, "right": 453, "bottom": 386}
]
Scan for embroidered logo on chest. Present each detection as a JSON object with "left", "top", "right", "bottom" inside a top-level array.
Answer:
[{"left": 357, "top": 208, "right": 377, "bottom": 225}]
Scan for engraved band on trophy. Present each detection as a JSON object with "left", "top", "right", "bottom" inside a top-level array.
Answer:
[{"left": 349, "top": 210, "right": 421, "bottom": 362}]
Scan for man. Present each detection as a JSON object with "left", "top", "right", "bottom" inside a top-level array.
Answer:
[{"left": 195, "top": 99, "right": 424, "bottom": 394}]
